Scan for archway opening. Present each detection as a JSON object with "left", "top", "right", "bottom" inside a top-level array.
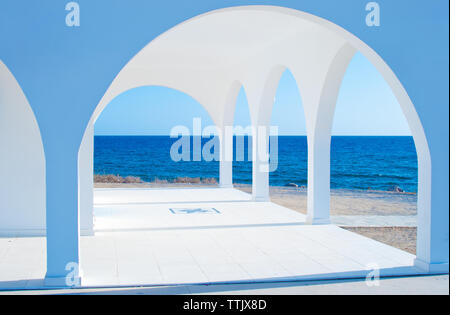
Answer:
[
  {"left": 89, "top": 85, "right": 224, "bottom": 232},
  {"left": 74, "top": 6, "right": 433, "bottom": 287},
  {"left": 231, "top": 86, "right": 253, "bottom": 194},
  {"left": 331, "top": 52, "right": 418, "bottom": 255},
  {"left": 94, "top": 86, "right": 218, "bottom": 186},
  {"left": 268, "top": 69, "right": 308, "bottom": 213}
]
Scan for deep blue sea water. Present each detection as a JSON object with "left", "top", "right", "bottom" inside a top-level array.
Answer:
[{"left": 94, "top": 136, "right": 418, "bottom": 193}]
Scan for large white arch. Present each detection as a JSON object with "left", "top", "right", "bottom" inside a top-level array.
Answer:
[
  {"left": 0, "top": 61, "right": 46, "bottom": 236},
  {"left": 74, "top": 6, "right": 439, "bottom": 284}
]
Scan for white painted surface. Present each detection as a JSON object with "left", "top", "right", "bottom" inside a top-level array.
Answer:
[
  {"left": 0, "top": 224, "right": 420, "bottom": 290},
  {"left": 0, "top": 61, "right": 46, "bottom": 236},
  {"left": 0, "top": 5, "right": 445, "bottom": 282},
  {"left": 306, "top": 44, "right": 356, "bottom": 225},
  {"left": 79, "top": 124, "right": 94, "bottom": 235},
  {"left": 84, "top": 7, "right": 443, "bottom": 276},
  {"left": 94, "top": 201, "right": 304, "bottom": 232},
  {"left": 94, "top": 187, "right": 251, "bottom": 205},
  {"left": 93, "top": 188, "right": 300, "bottom": 231},
  {"left": 81, "top": 225, "right": 418, "bottom": 287},
  {"left": 0, "top": 188, "right": 426, "bottom": 290},
  {"left": 219, "top": 127, "right": 234, "bottom": 188},
  {"left": 10, "top": 275, "right": 448, "bottom": 295}
]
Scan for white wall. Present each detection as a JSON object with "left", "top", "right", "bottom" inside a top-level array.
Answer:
[
  {"left": 0, "top": 61, "right": 46, "bottom": 236},
  {"left": 79, "top": 123, "right": 94, "bottom": 236}
]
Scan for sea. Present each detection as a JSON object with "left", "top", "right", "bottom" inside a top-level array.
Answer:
[{"left": 94, "top": 136, "right": 418, "bottom": 193}]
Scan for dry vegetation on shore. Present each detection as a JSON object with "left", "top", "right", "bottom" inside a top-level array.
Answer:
[
  {"left": 94, "top": 174, "right": 144, "bottom": 184},
  {"left": 94, "top": 175, "right": 218, "bottom": 185}
]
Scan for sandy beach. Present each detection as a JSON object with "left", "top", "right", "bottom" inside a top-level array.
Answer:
[
  {"left": 234, "top": 184, "right": 417, "bottom": 216},
  {"left": 94, "top": 181, "right": 417, "bottom": 254},
  {"left": 95, "top": 182, "right": 417, "bottom": 216}
]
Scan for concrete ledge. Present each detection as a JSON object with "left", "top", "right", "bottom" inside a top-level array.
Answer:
[
  {"left": 0, "top": 228, "right": 94, "bottom": 237},
  {"left": 414, "top": 258, "right": 449, "bottom": 274},
  {"left": 0, "top": 229, "right": 46, "bottom": 237},
  {"left": 253, "top": 197, "right": 271, "bottom": 202}
]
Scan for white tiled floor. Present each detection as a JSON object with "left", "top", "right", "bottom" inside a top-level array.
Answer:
[
  {"left": 79, "top": 224, "right": 419, "bottom": 287},
  {"left": 94, "top": 187, "right": 252, "bottom": 205},
  {"left": 0, "top": 188, "right": 424, "bottom": 290},
  {"left": 94, "top": 187, "right": 304, "bottom": 231},
  {"left": 94, "top": 201, "right": 305, "bottom": 231}
]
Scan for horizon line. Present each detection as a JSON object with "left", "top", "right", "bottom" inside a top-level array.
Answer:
[{"left": 94, "top": 134, "right": 413, "bottom": 137}]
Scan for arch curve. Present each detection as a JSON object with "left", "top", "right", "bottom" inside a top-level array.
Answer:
[
  {"left": 81, "top": 4, "right": 433, "bottom": 269},
  {"left": 0, "top": 60, "right": 46, "bottom": 236},
  {"left": 87, "top": 5, "right": 430, "bottom": 170}
]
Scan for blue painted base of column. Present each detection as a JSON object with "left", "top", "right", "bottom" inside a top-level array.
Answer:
[
  {"left": 414, "top": 258, "right": 449, "bottom": 274},
  {"left": 44, "top": 273, "right": 83, "bottom": 288}
]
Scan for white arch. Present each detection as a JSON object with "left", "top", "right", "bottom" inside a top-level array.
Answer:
[
  {"left": 87, "top": 6, "right": 429, "bottom": 166},
  {"left": 91, "top": 83, "right": 222, "bottom": 129},
  {"left": 79, "top": 84, "right": 221, "bottom": 233},
  {"left": 0, "top": 60, "right": 46, "bottom": 236},
  {"left": 80, "top": 5, "right": 433, "bottom": 272}
]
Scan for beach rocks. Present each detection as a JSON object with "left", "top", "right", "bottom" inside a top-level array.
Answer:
[
  {"left": 285, "top": 183, "right": 299, "bottom": 188},
  {"left": 94, "top": 174, "right": 143, "bottom": 184},
  {"left": 388, "top": 185, "right": 405, "bottom": 193}
]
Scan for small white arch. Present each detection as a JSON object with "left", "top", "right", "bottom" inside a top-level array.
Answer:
[{"left": 79, "top": 84, "right": 221, "bottom": 232}]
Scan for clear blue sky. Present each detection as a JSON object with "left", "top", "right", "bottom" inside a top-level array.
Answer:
[{"left": 95, "top": 52, "right": 411, "bottom": 136}]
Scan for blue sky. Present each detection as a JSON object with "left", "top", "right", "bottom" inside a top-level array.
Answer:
[{"left": 95, "top": 52, "right": 411, "bottom": 136}]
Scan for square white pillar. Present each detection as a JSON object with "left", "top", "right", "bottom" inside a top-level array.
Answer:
[
  {"left": 306, "top": 135, "right": 331, "bottom": 225},
  {"left": 252, "top": 126, "right": 270, "bottom": 202},
  {"left": 79, "top": 124, "right": 94, "bottom": 236},
  {"left": 415, "top": 151, "right": 449, "bottom": 274},
  {"left": 219, "top": 127, "right": 234, "bottom": 188}
]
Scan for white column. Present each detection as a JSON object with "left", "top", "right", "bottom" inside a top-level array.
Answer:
[
  {"left": 306, "top": 134, "right": 331, "bottom": 224},
  {"left": 414, "top": 140, "right": 449, "bottom": 273},
  {"left": 44, "top": 144, "right": 82, "bottom": 287},
  {"left": 303, "top": 44, "right": 356, "bottom": 225},
  {"left": 219, "top": 126, "right": 233, "bottom": 188},
  {"left": 79, "top": 123, "right": 94, "bottom": 236},
  {"left": 252, "top": 125, "right": 270, "bottom": 201},
  {"left": 244, "top": 66, "right": 286, "bottom": 202}
]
